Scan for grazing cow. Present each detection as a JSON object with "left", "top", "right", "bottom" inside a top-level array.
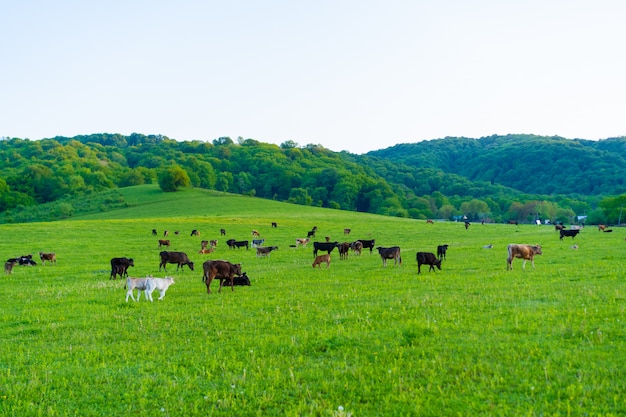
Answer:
[
  {"left": 338, "top": 242, "right": 351, "bottom": 260},
  {"left": 426, "top": 219, "right": 434, "bottom": 224},
  {"left": 39, "top": 252, "right": 56, "bottom": 265},
  {"left": 313, "top": 241, "right": 339, "bottom": 257},
  {"left": 377, "top": 246, "right": 402, "bottom": 267},
  {"left": 159, "top": 251, "right": 194, "bottom": 272},
  {"left": 125, "top": 276, "right": 151, "bottom": 302},
  {"left": 350, "top": 241, "right": 363, "bottom": 255},
  {"left": 202, "top": 260, "right": 242, "bottom": 293},
  {"left": 416, "top": 252, "right": 442, "bottom": 274},
  {"left": 506, "top": 244, "right": 542, "bottom": 270},
  {"left": 8, "top": 254, "right": 37, "bottom": 266},
  {"left": 312, "top": 254, "right": 331, "bottom": 268},
  {"left": 555, "top": 224, "right": 565, "bottom": 231},
  {"left": 191, "top": 229, "right": 200, "bottom": 236},
  {"left": 271, "top": 222, "right": 277, "bottom": 228},
  {"left": 4, "top": 260, "right": 17, "bottom": 274},
  {"left": 220, "top": 228, "right": 226, "bottom": 236},
  {"left": 598, "top": 224, "right": 606, "bottom": 231},
  {"left": 357, "top": 239, "right": 376, "bottom": 253},
  {"left": 252, "top": 238, "right": 266, "bottom": 248},
  {"left": 152, "top": 229, "right": 157, "bottom": 235},
  {"left": 256, "top": 246, "right": 278, "bottom": 257},
  {"left": 198, "top": 247, "right": 214, "bottom": 254},
  {"left": 110, "top": 257, "right": 134, "bottom": 280},
  {"left": 295, "top": 238, "right": 310, "bottom": 247},
  {"left": 559, "top": 229, "right": 580, "bottom": 240},
  {"left": 158, "top": 239, "right": 170, "bottom": 248},
  {"left": 252, "top": 230, "right": 260, "bottom": 237},
  {"left": 344, "top": 228, "right": 351, "bottom": 235},
  {"left": 226, "top": 239, "right": 249, "bottom": 250},
  {"left": 436, "top": 244, "right": 449, "bottom": 261},
  {"left": 221, "top": 272, "right": 251, "bottom": 286},
  {"left": 145, "top": 276, "right": 175, "bottom": 301}
]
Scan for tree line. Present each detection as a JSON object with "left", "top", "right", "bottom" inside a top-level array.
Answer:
[{"left": 0, "top": 133, "right": 624, "bottom": 225}]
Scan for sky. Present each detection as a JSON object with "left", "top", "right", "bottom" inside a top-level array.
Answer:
[{"left": 2, "top": 1, "right": 625, "bottom": 155}]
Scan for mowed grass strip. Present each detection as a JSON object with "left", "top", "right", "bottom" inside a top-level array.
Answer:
[{"left": 0, "top": 185, "right": 625, "bottom": 416}]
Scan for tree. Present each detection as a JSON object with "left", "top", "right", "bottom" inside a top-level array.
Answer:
[{"left": 158, "top": 166, "right": 190, "bottom": 192}]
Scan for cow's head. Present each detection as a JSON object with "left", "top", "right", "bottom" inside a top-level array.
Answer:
[
  {"left": 434, "top": 259, "right": 442, "bottom": 270},
  {"left": 240, "top": 273, "right": 251, "bottom": 286},
  {"left": 187, "top": 262, "right": 195, "bottom": 271},
  {"left": 234, "top": 263, "right": 242, "bottom": 276}
]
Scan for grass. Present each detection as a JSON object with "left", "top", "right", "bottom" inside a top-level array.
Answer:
[{"left": 0, "top": 185, "right": 625, "bottom": 416}]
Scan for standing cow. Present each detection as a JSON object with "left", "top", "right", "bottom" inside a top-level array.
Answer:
[
  {"left": 203, "top": 260, "right": 242, "bottom": 293},
  {"left": 377, "top": 246, "right": 402, "bottom": 267},
  {"left": 110, "top": 257, "right": 134, "bottom": 280},
  {"left": 159, "top": 251, "right": 194, "bottom": 272},
  {"left": 506, "top": 244, "right": 542, "bottom": 270},
  {"left": 416, "top": 252, "right": 441, "bottom": 274}
]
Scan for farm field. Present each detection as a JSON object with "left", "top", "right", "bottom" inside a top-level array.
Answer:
[{"left": 1, "top": 185, "right": 625, "bottom": 416}]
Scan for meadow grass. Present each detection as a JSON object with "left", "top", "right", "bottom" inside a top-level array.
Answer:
[{"left": 0, "top": 185, "right": 625, "bottom": 416}]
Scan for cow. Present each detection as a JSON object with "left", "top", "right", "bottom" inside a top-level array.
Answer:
[
  {"left": 598, "top": 224, "right": 606, "bottom": 231},
  {"left": 39, "top": 252, "right": 56, "bottom": 265},
  {"left": 559, "top": 229, "right": 580, "bottom": 240},
  {"left": 220, "top": 228, "right": 226, "bottom": 236},
  {"left": 8, "top": 254, "right": 37, "bottom": 266},
  {"left": 357, "top": 239, "right": 376, "bottom": 253},
  {"left": 295, "top": 238, "right": 310, "bottom": 247},
  {"left": 344, "top": 228, "right": 351, "bottom": 235},
  {"left": 338, "top": 242, "right": 351, "bottom": 260},
  {"left": 252, "top": 230, "right": 260, "bottom": 237},
  {"left": 125, "top": 276, "right": 151, "bottom": 302},
  {"left": 200, "top": 240, "right": 209, "bottom": 249},
  {"left": 145, "top": 276, "right": 175, "bottom": 301},
  {"left": 152, "top": 229, "right": 157, "bottom": 235},
  {"left": 313, "top": 241, "right": 339, "bottom": 257},
  {"left": 202, "top": 260, "right": 242, "bottom": 293},
  {"left": 506, "top": 244, "right": 542, "bottom": 270},
  {"left": 436, "top": 244, "right": 449, "bottom": 260},
  {"left": 252, "top": 238, "right": 266, "bottom": 248},
  {"left": 158, "top": 239, "right": 170, "bottom": 248},
  {"left": 226, "top": 239, "right": 249, "bottom": 250},
  {"left": 191, "top": 229, "right": 200, "bottom": 236},
  {"left": 464, "top": 221, "right": 470, "bottom": 230},
  {"left": 4, "top": 260, "right": 17, "bottom": 274},
  {"left": 350, "top": 241, "right": 363, "bottom": 255},
  {"left": 312, "top": 254, "right": 331, "bottom": 268},
  {"left": 416, "top": 252, "right": 441, "bottom": 274},
  {"left": 198, "top": 247, "right": 214, "bottom": 254},
  {"left": 256, "top": 246, "right": 278, "bottom": 257},
  {"left": 555, "top": 224, "right": 565, "bottom": 231},
  {"left": 159, "top": 251, "right": 194, "bottom": 272},
  {"left": 377, "top": 246, "right": 402, "bottom": 267},
  {"left": 110, "top": 257, "right": 134, "bottom": 280},
  {"left": 221, "top": 272, "right": 251, "bottom": 286},
  {"left": 426, "top": 219, "right": 434, "bottom": 224},
  {"left": 163, "top": 230, "right": 169, "bottom": 237},
  {"left": 271, "top": 222, "right": 277, "bottom": 228},
  {"left": 307, "top": 229, "right": 316, "bottom": 238}
]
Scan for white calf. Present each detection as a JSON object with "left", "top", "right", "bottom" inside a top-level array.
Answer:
[
  {"left": 145, "top": 276, "right": 175, "bottom": 301},
  {"left": 126, "top": 277, "right": 151, "bottom": 302}
]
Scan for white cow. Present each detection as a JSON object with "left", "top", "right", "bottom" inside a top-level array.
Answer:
[
  {"left": 145, "top": 276, "right": 175, "bottom": 301},
  {"left": 125, "top": 277, "right": 151, "bottom": 302}
]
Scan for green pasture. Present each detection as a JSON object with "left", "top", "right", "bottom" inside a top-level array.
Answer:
[{"left": 1, "top": 186, "right": 625, "bottom": 416}]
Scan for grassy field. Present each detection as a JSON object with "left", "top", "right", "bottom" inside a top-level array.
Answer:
[{"left": 1, "top": 185, "right": 625, "bottom": 416}]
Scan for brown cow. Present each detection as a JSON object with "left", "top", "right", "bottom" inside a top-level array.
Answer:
[
  {"left": 295, "top": 238, "right": 310, "bottom": 247},
  {"left": 202, "top": 260, "right": 242, "bottom": 293},
  {"left": 506, "top": 244, "right": 542, "bottom": 270},
  {"left": 198, "top": 247, "right": 214, "bottom": 254},
  {"left": 344, "top": 228, "right": 351, "bottom": 235},
  {"left": 39, "top": 252, "right": 56, "bottom": 265},
  {"left": 312, "top": 254, "right": 331, "bottom": 269},
  {"left": 4, "top": 260, "right": 17, "bottom": 274},
  {"left": 338, "top": 242, "right": 351, "bottom": 260},
  {"left": 377, "top": 246, "right": 402, "bottom": 267},
  {"left": 158, "top": 239, "right": 170, "bottom": 248},
  {"left": 598, "top": 224, "right": 606, "bottom": 231}
]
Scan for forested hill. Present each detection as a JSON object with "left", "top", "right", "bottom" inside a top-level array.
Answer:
[
  {"left": 367, "top": 134, "right": 626, "bottom": 196},
  {"left": 0, "top": 133, "right": 625, "bottom": 224}
]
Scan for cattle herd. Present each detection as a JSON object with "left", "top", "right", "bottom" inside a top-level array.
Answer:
[{"left": 5, "top": 221, "right": 620, "bottom": 302}]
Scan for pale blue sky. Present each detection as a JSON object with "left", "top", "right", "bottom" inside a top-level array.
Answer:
[{"left": 2, "top": 1, "right": 625, "bottom": 154}]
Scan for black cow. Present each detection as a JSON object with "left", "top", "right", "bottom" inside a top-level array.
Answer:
[
  {"left": 377, "top": 246, "right": 401, "bottom": 267},
  {"left": 203, "top": 260, "right": 242, "bottom": 293},
  {"left": 437, "top": 244, "right": 449, "bottom": 260},
  {"left": 559, "top": 229, "right": 580, "bottom": 240},
  {"left": 221, "top": 272, "right": 251, "bottom": 287},
  {"left": 110, "top": 257, "right": 134, "bottom": 279},
  {"left": 357, "top": 239, "right": 376, "bottom": 253},
  {"left": 313, "top": 241, "right": 339, "bottom": 257},
  {"left": 159, "top": 251, "right": 194, "bottom": 272},
  {"left": 416, "top": 252, "right": 442, "bottom": 274},
  {"left": 8, "top": 255, "right": 37, "bottom": 267},
  {"left": 227, "top": 239, "right": 249, "bottom": 250}
]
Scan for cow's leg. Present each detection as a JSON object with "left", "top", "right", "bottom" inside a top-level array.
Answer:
[
  {"left": 229, "top": 274, "right": 234, "bottom": 291},
  {"left": 522, "top": 259, "right": 527, "bottom": 270}
]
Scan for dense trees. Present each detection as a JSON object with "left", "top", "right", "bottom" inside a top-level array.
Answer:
[{"left": 0, "top": 133, "right": 624, "bottom": 224}]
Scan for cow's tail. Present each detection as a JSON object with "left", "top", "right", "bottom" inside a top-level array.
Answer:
[
  {"left": 506, "top": 244, "right": 512, "bottom": 270},
  {"left": 399, "top": 256, "right": 402, "bottom": 266}
]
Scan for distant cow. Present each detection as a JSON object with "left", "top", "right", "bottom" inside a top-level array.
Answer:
[
  {"left": 145, "top": 276, "right": 175, "bottom": 301},
  {"left": 252, "top": 230, "right": 260, "bottom": 237},
  {"left": 252, "top": 238, "right": 266, "bottom": 248},
  {"left": 4, "top": 260, "right": 17, "bottom": 274},
  {"left": 350, "top": 241, "right": 363, "bottom": 255},
  {"left": 191, "top": 229, "right": 200, "bottom": 236},
  {"left": 8, "top": 254, "right": 37, "bottom": 266},
  {"left": 125, "top": 276, "right": 150, "bottom": 302},
  {"left": 313, "top": 241, "right": 338, "bottom": 257},
  {"left": 436, "top": 244, "right": 449, "bottom": 260},
  {"left": 307, "top": 229, "right": 316, "bottom": 238},
  {"left": 555, "top": 224, "right": 565, "bottom": 231},
  {"left": 295, "top": 238, "right": 310, "bottom": 247},
  {"left": 598, "top": 224, "right": 606, "bottom": 231},
  {"left": 198, "top": 247, "right": 214, "bottom": 254},
  {"left": 344, "top": 228, "right": 351, "bottom": 235},
  {"left": 226, "top": 239, "right": 249, "bottom": 250},
  {"left": 426, "top": 219, "right": 434, "bottom": 224},
  {"left": 39, "top": 252, "right": 56, "bottom": 265},
  {"left": 159, "top": 251, "right": 194, "bottom": 272},
  {"left": 416, "top": 252, "right": 441, "bottom": 274},
  {"left": 312, "top": 254, "right": 331, "bottom": 268},
  {"left": 271, "top": 222, "right": 277, "bottom": 228},
  {"left": 203, "top": 260, "right": 242, "bottom": 294},
  {"left": 559, "top": 229, "right": 580, "bottom": 240},
  {"left": 256, "top": 246, "right": 278, "bottom": 257},
  {"left": 357, "top": 239, "right": 376, "bottom": 253},
  {"left": 506, "top": 244, "right": 542, "bottom": 270},
  {"left": 110, "top": 257, "right": 134, "bottom": 280},
  {"left": 221, "top": 272, "right": 251, "bottom": 286},
  {"left": 464, "top": 221, "right": 470, "bottom": 230},
  {"left": 377, "top": 246, "right": 401, "bottom": 267},
  {"left": 338, "top": 242, "right": 351, "bottom": 260},
  {"left": 158, "top": 239, "right": 170, "bottom": 248},
  {"left": 152, "top": 229, "right": 157, "bottom": 235},
  {"left": 220, "top": 228, "right": 226, "bottom": 236}
]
